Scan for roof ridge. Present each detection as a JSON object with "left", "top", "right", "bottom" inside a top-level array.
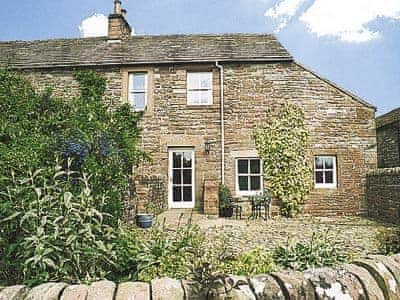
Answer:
[{"left": 0, "top": 32, "right": 277, "bottom": 44}]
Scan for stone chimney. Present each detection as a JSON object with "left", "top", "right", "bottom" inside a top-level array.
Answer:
[{"left": 108, "top": 0, "right": 132, "bottom": 41}]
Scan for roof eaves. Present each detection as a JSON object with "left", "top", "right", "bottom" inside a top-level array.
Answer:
[
  {"left": 7, "top": 56, "right": 294, "bottom": 70},
  {"left": 295, "top": 62, "right": 376, "bottom": 111}
]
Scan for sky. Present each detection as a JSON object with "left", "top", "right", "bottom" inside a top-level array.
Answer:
[{"left": 0, "top": 0, "right": 399, "bottom": 115}]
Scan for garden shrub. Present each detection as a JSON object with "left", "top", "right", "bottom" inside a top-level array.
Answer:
[
  {"left": 377, "top": 227, "right": 400, "bottom": 255},
  {"left": 218, "top": 184, "right": 233, "bottom": 210},
  {"left": 0, "top": 68, "right": 148, "bottom": 224},
  {"left": 133, "top": 217, "right": 205, "bottom": 282},
  {"left": 273, "top": 231, "right": 348, "bottom": 271},
  {"left": 254, "top": 102, "right": 313, "bottom": 216},
  {"left": 0, "top": 164, "right": 116, "bottom": 286}
]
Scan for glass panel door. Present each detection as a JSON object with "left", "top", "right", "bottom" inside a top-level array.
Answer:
[{"left": 169, "top": 149, "right": 195, "bottom": 208}]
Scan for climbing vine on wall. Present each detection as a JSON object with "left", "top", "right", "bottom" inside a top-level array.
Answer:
[{"left": 254, "top": 102, "right": 313, "bottom": 217}]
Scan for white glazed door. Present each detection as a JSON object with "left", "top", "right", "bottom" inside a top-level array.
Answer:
[{"left": 168, "top": 149, "right": 195, "bottom": 209}]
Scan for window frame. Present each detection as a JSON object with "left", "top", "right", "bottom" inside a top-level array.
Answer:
[
  {"left": 186, "top": 72, "right": 213, "bottom": 105},
  {"left": 128, "top": 72, "right": 148, "bottom": 111},
  {"left": 314, "top": 156, "right": 337, "bottom": 189},
  {"left": 235, "top": 158, "right": 263, "bottom": 196}
]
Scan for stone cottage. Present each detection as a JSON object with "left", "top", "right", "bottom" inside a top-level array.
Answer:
[
  {"left": 0, "top": 1, "right": 377, "bottom": 216},
  {"left": 376, "top": 108, "right": 400, "bottom": 168}
]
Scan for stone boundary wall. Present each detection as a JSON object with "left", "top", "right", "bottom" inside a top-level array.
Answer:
[
  {"left": 367, "top": 167, "right": 400, "bottom": 224},
  {"left": 2, "top": 254, "right": 400, "bottom": 299}
]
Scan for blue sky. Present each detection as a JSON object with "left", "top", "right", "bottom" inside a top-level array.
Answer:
[{"left": 0, "top": 0, "right": 399, "bottom": 115}]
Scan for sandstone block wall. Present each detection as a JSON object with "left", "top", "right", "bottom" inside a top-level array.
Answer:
[
  {"left": 377, "top": 121, "right": 400, "bottom": 168},
  {"left": 367, "top": 167, "right": 400, "bottom": 224},
  {"left": 2, "top": 254, "right": 400, "bottom": 299},
  {"left": 20, "top": 61, "right": 376, "bottom": 216}
]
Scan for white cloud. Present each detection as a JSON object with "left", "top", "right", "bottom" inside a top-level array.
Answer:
[
  {"left": 300, "top": 0, "right": 400, "bottom": 42},
  {"left": 265, "top": 0, "right": 400, "bottom": 42},
  {"left": 265, "top": 0, "right": 307, "bottom": 31},
  {"left": 79, "top": 14, "right": 108, "bottom": 38}
]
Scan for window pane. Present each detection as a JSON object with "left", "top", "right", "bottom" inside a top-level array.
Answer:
[
  {"left": 187, "top": 73, "right": 198, "bottom": 89},
  {"left": 132, "top": 93, "right": 146, "bottom": 110},
  {"left": 250, "top": 160, "right": 260, "bottom": 174},
  {"left": 133, "top": 74, "right": 146, "bottom": 90},
  {"left": 238, "top": 160, "right": 248, "bottom": 174},
  {"left": 173, "top": 170, "right": 181, "bottom": 185},
  {"left": 173, "top": 152, "right": 182, "bottom": 168},
  {"left": 324, "top": 158, "right": 334, "bottom": 169},
  {"left": 315, "top": 171, "right": 324, "bottom": 184},
  {"left": 239, "top": 176, "right": 248, "bottom": 191},
  {"left": 315, "top": 157, "right": 323, "bottom": 169},
  {"left": 183, "top": 187, "right": 192, "bottom": 202},
  {"left": 250, "top": 176, "right": 261, "bottom": 191},
  {"left": 199, "top": 74, "right": 211, "bottom": 89},
  {"left": 183, "top": 170, "right": 192, "bottom": 184},
  {"left": 188, "top": 91, "right": 200, "bottom": 104},
  {"left": 183, "top": 152, "right": 192, "bottom": 168},
  {"left": 325, "top": 171, "right": 334, "bottom": 184},
  {"left": 199, "top": 90, "right": 212, "bottom": 104},
  {"left": 173, "top": 187, "right": 182, "bottom": 202}
]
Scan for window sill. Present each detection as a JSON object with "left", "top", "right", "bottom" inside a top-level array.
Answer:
[
  {"left": 314, "top": 184, "right": 337, "bottom": 189},
  {"left": 235, "top": 191, "right": 263, "bottom": 197}
]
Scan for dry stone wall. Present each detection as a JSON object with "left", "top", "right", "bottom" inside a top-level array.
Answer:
[
  {"left": 367, "top": 167, "right": 400, "bottom": 224},
  {"left": 2, "top": 254, "right": 400, "bottom": 299}
]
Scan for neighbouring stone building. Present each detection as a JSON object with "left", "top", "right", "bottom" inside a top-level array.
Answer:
[
  {"left": 0, "top": 1, "right": 377, "bottom": 216},
  {"left": 376, "top": 107, "right": 400, "bottom": 168}
]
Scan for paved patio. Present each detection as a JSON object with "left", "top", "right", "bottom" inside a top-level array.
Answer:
[{"left": 156, "top": 210, "right": 395, "bottom": 256}]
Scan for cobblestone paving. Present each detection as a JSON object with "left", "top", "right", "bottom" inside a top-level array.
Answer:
[{"left": 157, "top": 210, "right": 396, "bottom": 256}]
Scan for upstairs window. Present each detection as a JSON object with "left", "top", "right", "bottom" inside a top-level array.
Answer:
[
  {"left": 236, "top": 158, "right": 263, "bottom": 195},
  {"left": 129, "top": 73, "right": 147, "bottom": 111},
  {"left": 314, "top": 156, "right": 337, "bottom": 188},
  {"left": 187, "top": 72, "right": 213, "bottom": 105}
]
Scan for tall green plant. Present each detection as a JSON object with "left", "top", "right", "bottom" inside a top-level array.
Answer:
[
  {"left": 254, "top": 103, "right": 313, "bottom": 216},
  {"left": 0, "top": 163, "right": 116, "bottom": 286}
]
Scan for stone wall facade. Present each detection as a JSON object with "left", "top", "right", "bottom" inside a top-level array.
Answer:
[
  {"left": 377, "top": 121, "right": 400, "bottom": 168},
  {"left": 367, "top": 167, "right": 400, "bottom": 224},
  {"left": 2, "top": 254, "right": 400, "bottom": 299},
  {"left": 21, "top": 60, "right": 376, "bottom": 216}
]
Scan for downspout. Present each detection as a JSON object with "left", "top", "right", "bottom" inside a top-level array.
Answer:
[{"left": 216, "top": 61, "right": 225, "bottom": 185}]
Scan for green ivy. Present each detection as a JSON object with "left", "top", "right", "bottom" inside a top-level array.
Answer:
[{"left": 254, "top": 103, "right": 313, "bottom": 216}]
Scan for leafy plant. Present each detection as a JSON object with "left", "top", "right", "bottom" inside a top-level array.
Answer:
[
  {"left": 273, "top": 231, "right": 348, "bottom": 271},
  {"left": 254, "top": 102, "right": 313, "bottom": 216},
  {"left": 218, "top": 184, "right": 233, "bottom": 210},
  {"left": 377, "top": 227, "right": 400, "bottom": 255},
  {"left": 0, "top": 163, "right": 116, "bottom": 286},
  {"left": 135, "top": 216, "right": 205, "bottom": 282},
  {"left": 227, "top": 248, "right": 276, "bottom": 276},
  {"left": 0, "top": 68, "right": 149, "bottom": 225}
]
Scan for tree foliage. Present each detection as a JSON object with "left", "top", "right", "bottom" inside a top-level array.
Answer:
[{"left": 254, "top": 103, "right": 313, "bottom": 216}]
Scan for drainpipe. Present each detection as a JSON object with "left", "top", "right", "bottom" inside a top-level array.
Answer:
[{"left": 216, "top": 61, "right": 225, "bottom": 185}]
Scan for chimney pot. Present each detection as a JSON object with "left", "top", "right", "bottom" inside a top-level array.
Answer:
[
  {"left": 114, "top": 0, "right": 122, "bottom": 14},
  {"left": 108, "top": 0, "right": 132, "bottom": 40}
]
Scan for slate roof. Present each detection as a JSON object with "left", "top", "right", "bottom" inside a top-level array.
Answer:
[
  {"left": 376, "top": 107, "right": 400, "bottom": 128},
  {"left": 0, "top": 33, "right": 292, "bottom": 69}
]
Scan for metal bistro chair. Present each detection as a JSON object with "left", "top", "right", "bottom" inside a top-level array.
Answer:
[
  {"left": 249, "top": 191, "right": 272, "bottom": 221},
  {"left": 231, "top": 197, "right": 243, "bottom": 220}
]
